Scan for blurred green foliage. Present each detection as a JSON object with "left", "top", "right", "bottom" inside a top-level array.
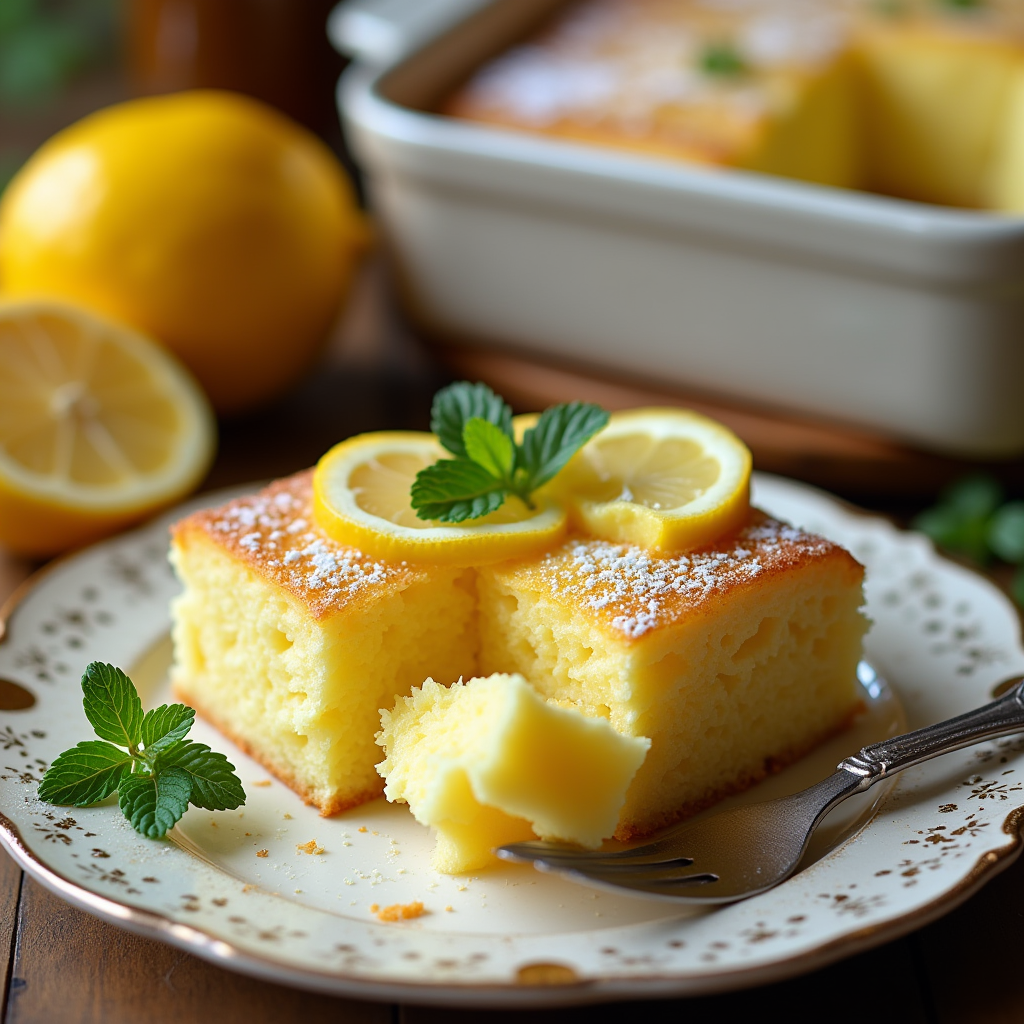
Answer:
[
  {"left": 0, "top": 0, "right": 119, "bottom": 191},
  {"left": 913, "top": 475, "right": 1024, "bottom": 606},
  {"left": 0, "top": 0, "right": 117, "bottom": 107}
]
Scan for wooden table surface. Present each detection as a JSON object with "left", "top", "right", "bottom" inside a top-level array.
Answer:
[{"left": 0, "top": 266, "right": 1022, "bottom": 1024}]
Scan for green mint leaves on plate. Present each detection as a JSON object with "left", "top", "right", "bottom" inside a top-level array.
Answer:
[
  {"left": 411, "top": 381, "right": 609, "bottom": 523},
  {"left": 913, "top": 474, "right": 1024, "bottom": 605},
  {"left": 38, "top": 662, "right": 244, "bottom": 839}
]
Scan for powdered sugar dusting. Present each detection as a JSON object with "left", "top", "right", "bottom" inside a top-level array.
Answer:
[
  {"left": 512, "top": 514, "right": 838, "bottom": 639},
  {"left": 176, "top": 471, "right": 417, "bottom": 618}
]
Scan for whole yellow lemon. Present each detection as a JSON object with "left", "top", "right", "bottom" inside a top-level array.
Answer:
[{"left": 0, "top": 90, "right": 368, "bottom": 415}]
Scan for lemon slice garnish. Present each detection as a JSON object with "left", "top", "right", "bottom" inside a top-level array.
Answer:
[
  {"left": 313, "top": 431, "right": 567, "bottom": 566},
  {"left": 0, "top": 298, "right": 215, "bottom": 556},
  {"left": 556, "top": 407, "right": 751, "bottom": 552}
]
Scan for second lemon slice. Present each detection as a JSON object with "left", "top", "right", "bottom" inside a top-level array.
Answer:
[
  {"left": 313, "top": 432, "right": 567, "bottom": 566},
  {"left": 556, "top": 408, "right": 752, "bottom": 552}
]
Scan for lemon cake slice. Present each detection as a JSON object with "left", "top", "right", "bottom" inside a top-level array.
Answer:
[
  {"left": 169, "top": 471, "right": 478, "bottom": 814},
  {"left": 376, "top": 673, "right": 650, "bottom": 872},
  {"left": 477, "top": 511, "right": 867, "bottom": 838}
]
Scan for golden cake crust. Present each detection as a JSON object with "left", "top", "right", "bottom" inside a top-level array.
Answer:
[
  {"left": 172, "top": 471, "right": 427, "bottom": 621},
  {"left": 491, "top": 510, "right": 863, "bottom": 643}
]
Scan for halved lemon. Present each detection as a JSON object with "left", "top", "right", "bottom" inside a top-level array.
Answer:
[
  {"left": 0, "top": 298, "right": 215, "bottom": 556},
  {"left": 313, "top": 431, "right": 567, "bottom": 566},
  {"left": 555, "top": 407, "right": 752, "bottom": 552}
]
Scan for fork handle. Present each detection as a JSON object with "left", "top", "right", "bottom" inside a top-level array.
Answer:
[{"left": 839, "top": 676, "right": 1024, "bottom": 785}]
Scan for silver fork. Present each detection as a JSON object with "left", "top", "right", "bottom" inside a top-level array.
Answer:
[{"left": 497, "top": 675, "right": 1024, "bottom": 903}]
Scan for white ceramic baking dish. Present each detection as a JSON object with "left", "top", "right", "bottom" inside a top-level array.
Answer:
[{"left": 331, "top": 0, "right": 1024, "bottom": 457}]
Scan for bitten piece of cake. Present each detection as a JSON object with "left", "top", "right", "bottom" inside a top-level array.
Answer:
[{"left": 376, "top": 673, "right": 650, "bottom": 873}]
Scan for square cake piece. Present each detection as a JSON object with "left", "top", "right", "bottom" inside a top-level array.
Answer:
[
  {"left": 169, "top": 472, "right": 478, "bottom": 814},
  {"left": 477, "top": 512, "right": 867, "bottom": 838}
]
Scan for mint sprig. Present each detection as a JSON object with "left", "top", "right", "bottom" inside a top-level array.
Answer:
[
  {"left": 411, "top": 381, "right": 609, "bottom": 523},
  {"left": 913, "top": 474, "right": 1024, "bottom": 606},
  {"left": 39, "top": 662, "right": 244, "bottom": 839}
]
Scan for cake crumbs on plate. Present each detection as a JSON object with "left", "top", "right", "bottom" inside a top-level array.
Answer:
[
  {"left": 252, "top": 780, "right": 272, "bottom": 787},
  {"left": 371, "top": 901, "right": 426, "bottom": 922},
  {"left": 296, "top": 840, "right": 324, "bottom": 855},
  {"left": 358, "top": 826, "right": 368, "bottom": 833},
  {"left": 283, "top": 813, "right": 292, "bottom": 819},
  {"left": 256, "top": 850, "right": 268, "bottom": 858}
]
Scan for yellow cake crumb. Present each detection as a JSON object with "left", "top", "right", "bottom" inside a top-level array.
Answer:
[
  {"left": 253, "top": 780, "right": 272, "bottom": 788},
  {"left": 296, "top": 839, "right": 324, "bottom": 855},
  {"left": 373, "top": 901, "right": 426, "bottom": 922},
  {"left": 256, "top": 849, "right": 268, "bottom": 858}
]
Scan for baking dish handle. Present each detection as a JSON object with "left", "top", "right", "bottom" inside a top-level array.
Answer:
[{"left": 327, "top": 0, "right": 494, "bottom": 65}]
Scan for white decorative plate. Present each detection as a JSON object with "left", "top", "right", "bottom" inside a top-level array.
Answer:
[{"left": 0, "top": 474, "right": 1022, "bottom": 1008}]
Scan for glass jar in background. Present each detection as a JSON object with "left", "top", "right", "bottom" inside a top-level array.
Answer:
[{"left": 126, "top": 0, "right": 346, "bottom": 139}]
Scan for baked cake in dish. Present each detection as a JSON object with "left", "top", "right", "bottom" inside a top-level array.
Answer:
[
  {"left": 377, "top": 673, "right": 650, "bottom": 872},
  {"left": 445, "top": 0, "right": 1024, "bottom": 210},
  {"left": 170, "top": 476, "right": 866, "bottom": 839},
  {"left": 445, "top": 0, "right": 862, "bottom": 188}
]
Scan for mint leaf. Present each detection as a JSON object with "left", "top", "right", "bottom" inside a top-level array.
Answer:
[
  {"left": 699, "top": 42, "right": 747, "bottom": 77},
  {"left": 944, "top": 475, "right": 1004, "bottom": 520},
  {"left": 432, "top": 382, "right": 513, "bottom": 460},
  {"left": 140, "top": 703, "right": 195, "bottom": 756},
  {"left": 118, "top": 768, "right": 192, "bottom": 839},
  {"left": 463, "top": 417, "right": 515, "bottom": 480},
  {"left": 157, "top": 741, "right": 245, "bottom": 811},
  {"left": 913, "top": 474, "right": 1003, "bottom": 564},
  {"left": 519, "top": 402, "right": 609, "bottom": 491},
  {"left": 38, "top": 741, "right": 133, "bottom": 806},
  {"left": 38, "top": 662, "right": 246, "bottom": 841},
  {"left": 411, "top": 458, "right": 506, "bottom": 523},
  {"left": 81, "top": 662, "right": 143, "bottom": 750},
  {"left": 989, "top": 501, "right": 1024, "bottom": 564},
  {"left": 414, "top": 383, "right": 609, "bottom": 522}
]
